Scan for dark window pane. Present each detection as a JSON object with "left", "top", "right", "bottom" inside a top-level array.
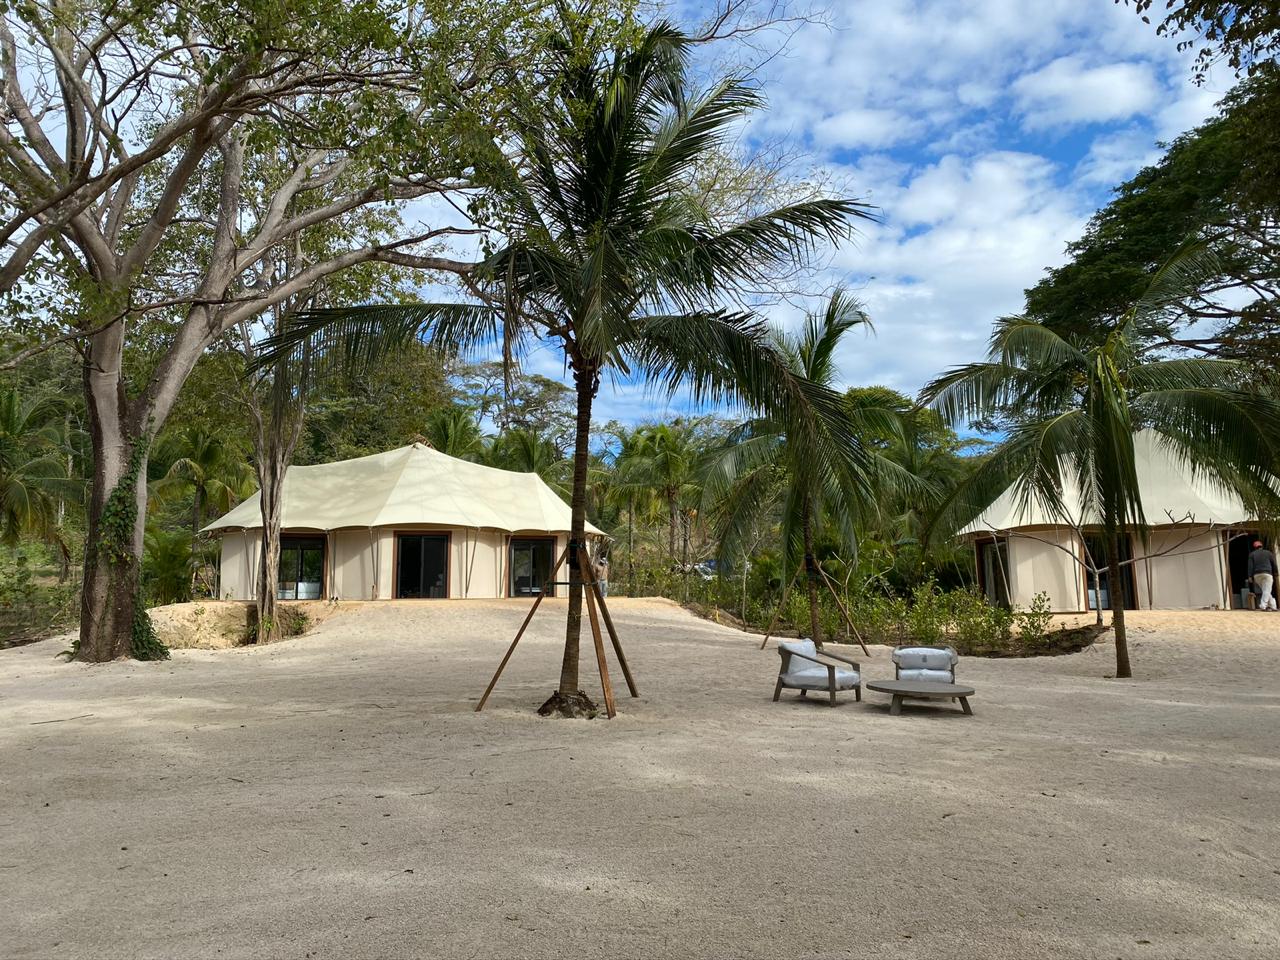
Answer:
[{"left": 397, "top": 535, "right": 447, "bottom": 598}]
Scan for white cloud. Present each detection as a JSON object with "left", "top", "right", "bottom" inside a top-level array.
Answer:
[
  {"left": 812, "top": 149, "right": 1088, "bottom": 393},
  {"left": 813, "top": 107, "right": 920, "bottom": 149},
  {"left": 1075, "top": 127, "right": 1162, "bottom": 186},
  {"left": 1013, "top": 56, "right": 1159, "bottom": 129}
]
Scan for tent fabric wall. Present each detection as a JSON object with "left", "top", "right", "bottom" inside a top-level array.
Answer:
[
  {"left": 1134, "top": 529, "right": 1229, "bottom": 610},
  {"left": 965, "top": 525, "right": 1239, "bottom": 613},
  {"left": 203, "top": 443, "right": 602, "bottom": 537},
  {"left": 956, "top": 429, "right": 1257, "bottom": 612},
  {"left": 218, "top": 527, "right": 570, "bottom": 601},
  {"left": 1006, "top": 529, "right": 1082, "bottom": 612}
]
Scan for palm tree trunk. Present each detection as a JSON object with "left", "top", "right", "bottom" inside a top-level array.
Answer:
[
  {"left": 668, "top": 495, "right": 677, "bottom": 560},
  {"left": 545, "top": 362, "right": 597, "bottom": 716},
  {"left": 802, "top": 500, "right": 821, "bottom": 646},
  {"left": 192, "top": 485, "right": 203, "bottom": 536},
  {"left": 681, "top": 511, "right": 690, "bottom": 603},
  {"left": 1109, "top": 532, "right": 1132, "bottom": 678}
]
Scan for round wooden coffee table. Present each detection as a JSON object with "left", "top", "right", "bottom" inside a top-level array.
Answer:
[{"left": 866, "top": 680, "right": 975, "bottom": 716}]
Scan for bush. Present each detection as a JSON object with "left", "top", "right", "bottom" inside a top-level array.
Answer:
[
  {"left": 0, "top": 545, "right": 76, "bottom": 648},
  {"left": 1015, "top": 592, "right": 1054, "bottom": 648},
  {"left": 948, "top": 587, "right": 1013, "bottom": 654}
]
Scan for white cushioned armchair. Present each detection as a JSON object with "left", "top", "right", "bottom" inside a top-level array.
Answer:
[
  {"left": 891, "top": 645, "right": 959, "bottom": 683},
  {"left": 774, "top": 639, "right": 861, "bottom": 706}
]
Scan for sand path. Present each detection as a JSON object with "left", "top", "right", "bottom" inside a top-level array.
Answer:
[{"left": 1, "top": 600, "right": 1277, "bottom": 959}]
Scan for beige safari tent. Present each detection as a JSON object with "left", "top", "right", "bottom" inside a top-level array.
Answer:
[
  {"left": 959, "top": 431, "right": 1263, "bottom": 613},
  {"left": 204, "top": 443, "right": 602, "bottom": 601}
]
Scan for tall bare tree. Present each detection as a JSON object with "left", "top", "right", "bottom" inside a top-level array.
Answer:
[{"left": 0, "top": 0, "right": 538, "bottom": 659}]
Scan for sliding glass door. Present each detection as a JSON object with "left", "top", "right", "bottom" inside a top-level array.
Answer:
[
  {"left": 279, "top": 536, "right": 325, "bottom": 600},
  {"left": 396, "top": 534, "right": 449, "bottom": 598},
  {"left": 510, "top": 538, "right": 555, "bottom": 596}
]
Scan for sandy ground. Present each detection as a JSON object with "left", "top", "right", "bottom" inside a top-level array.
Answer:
[{"left": 1, "top": 600, "right": 1278, "bottom": 960}]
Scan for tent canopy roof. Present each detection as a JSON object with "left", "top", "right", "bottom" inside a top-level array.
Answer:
[
  {"left": 961, "top": 430, "right": 1257, "bottom": 535},
  {"left": 204, "top": 443, "right": 603, "bottom": 536}
]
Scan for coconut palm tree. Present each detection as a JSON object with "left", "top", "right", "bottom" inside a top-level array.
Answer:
[
  {"left": 922, "top": 245, "right": 1280, "bottom": 678},
  {"left": 487, "top": 427, "right": 570, "bottom": 496},
  {"left": 614, "top": 421, "right": 704, "bottom": 562},
  {"left": 259, "top": 18, "right": 872, "bottom": 714},
  {"left": 151, "top": 427, "right": 255, "bottom": 534},
  {"left": 0, "top": 387, "right": 78, "bottom": 554},
  {"left": 703, "top": 290, "right": 912, "bottom": 645},
  {"left": 422, "top": 407, "right": 486, "bottom": 461}
]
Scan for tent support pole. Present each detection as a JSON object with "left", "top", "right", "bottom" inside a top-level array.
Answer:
[{"left": 476, "top": 544, "right": 571, "bottom": 712}]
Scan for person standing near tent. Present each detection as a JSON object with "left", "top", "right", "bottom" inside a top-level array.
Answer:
[
  {"left": 596, "top": 552, "right": 610, "bottom": 598},
  {"left": 1248, "top": 540, "right": 1278, "bottom": 611}
]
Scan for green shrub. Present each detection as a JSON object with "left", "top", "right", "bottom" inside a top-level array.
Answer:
[
  {"left": 905, "top": 581, "right": 949, "bottom": 646},
  {"left": 0, "top": 545, "right": 77, "bottom": 648},
  {"left": 1015, "top": 591, "right": 1054, "bottom": 649}
]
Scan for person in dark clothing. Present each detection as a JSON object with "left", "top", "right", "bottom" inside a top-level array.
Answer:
[{"left": 1247, "top": 540, "right": 1278, "bottom": 611}]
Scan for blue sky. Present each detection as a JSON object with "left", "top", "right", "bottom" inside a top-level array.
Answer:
[{"left": 444, "top": 0, "right": 1232, "bottom": 426}]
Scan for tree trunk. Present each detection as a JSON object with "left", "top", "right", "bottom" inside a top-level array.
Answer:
[
  {"left": 77, "top": 326, "right": 146, "bottom": 662},
  {"left": 255, "top": 455, "right": 285, "bottom": 643},
  {"left": 1109, "top": 532, "right": 1132, "bottom": 678},
  {"left": 802, "top": 502, "right": 821, "bottom": 646},
  {"left": 668, "top": 495, "right": 677, "bottom": 561},
  {"left": 681, "top": 511, "right": 690, "bottom": 603},
  {"left": 192, "top": 485, "right": 203, "bottom": 536},
  {"left": 628, "top": 496, "right": 635, "bottom": 596},
  {"left": 252, "top": 384, "right": 305, "bottom": 644},
  {"left": 542, "top": 363, "right": 597, "bottom": 717}
]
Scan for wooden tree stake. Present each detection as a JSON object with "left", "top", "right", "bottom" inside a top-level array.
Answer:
[
  {"left": 475, "top": 544, "right": 570, "bottom": 712},
  {"left": 578, "top": 544, "right": 617, "bottom": 718}
]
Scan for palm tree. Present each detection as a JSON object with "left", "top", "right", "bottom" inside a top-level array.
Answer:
[
  {"left": 422, "top": 407, "right": 486, "bottom": 461},
  {"left": 922, "top": 246, "right": 1280, "bottom": 678},
  {"left": 0, "top": 387, "right": 78, "bottom": 554},
  {"left": 845, "top": 386, "right": 979, "bottom": 586},
  {"left": 615, "top": 421, "right": 703, "bottom": 562},
  {"left": 143, "top": 524, "right": 195, "bottom": 606},
  {"left": 261, "top": 17, "right": 871, "bottom": 714},
  {"left": 703, "top": 291, "right": 910, "bottom": 645},
  {"left": 151, "top": 427, "right": 255, "bottom": 534},
  {"left": 487, "top": 427, "right": 570, "bottom": 496}
]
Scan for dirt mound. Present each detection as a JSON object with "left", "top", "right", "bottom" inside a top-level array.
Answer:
[{"left": 146, "top": 600, "right": 345, "bottom": 649}]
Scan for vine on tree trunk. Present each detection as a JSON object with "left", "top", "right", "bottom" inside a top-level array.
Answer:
[
  {"left": 131, "top": 587, "right": 170, "bottom": 660},
  {"left": 94, "top": 437, "right": 170, "bottom": 661},
  {"left": 97, "top": 443, "right": 148, "bottom": 564}
]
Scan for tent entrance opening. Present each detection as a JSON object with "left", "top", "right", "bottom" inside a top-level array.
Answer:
[
  {"left": 976, "top": 538, "right": 1010, "bottom": 608},
  {"left": 396, "top": 534, "right": 448, "bottom": 598},
  {"left": 510, "top": 538, "right": 555, "bottom": 596},
  {"left": 279, "top": 536, "right": 324, "bottom": 600}
]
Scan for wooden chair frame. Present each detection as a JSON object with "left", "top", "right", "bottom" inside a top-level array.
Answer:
[{"left": 773, "top": 645, "right": 862, "bottom": 707}]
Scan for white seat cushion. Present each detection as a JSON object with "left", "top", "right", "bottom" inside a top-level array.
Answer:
[
  {"left": 778, "top": 639, "right": 859, "bottom": 689},
  {"left": 780, "top": 667, "right": 860, "bottom": 690},
  {"left": 892, "top": 646, "right": 958, "bottom": 671},
  {"left": 897, "top": 667, "right": 955, "bottom": 683}
]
